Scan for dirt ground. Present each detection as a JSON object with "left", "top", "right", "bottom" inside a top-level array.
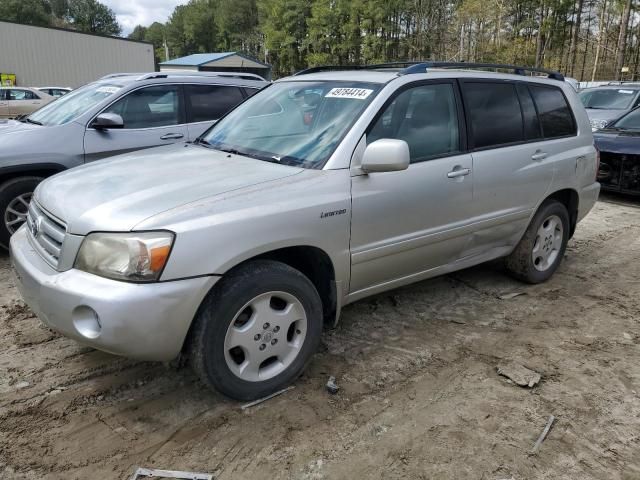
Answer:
[{"left": 1, "top": 194, "right": 639, "bottom": 480}]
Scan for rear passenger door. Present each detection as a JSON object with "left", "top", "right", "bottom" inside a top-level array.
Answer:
[
  {"left": 83, "top": 84, "right": 188, "bottom": 162},
  {"left": 184, "top": 84, "right": 246, "bottom": 140},
  {"left": 460, "top": 80, "right": 562, "bottom": 255}
]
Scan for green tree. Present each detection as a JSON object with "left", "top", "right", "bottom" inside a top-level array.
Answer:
[
  {"left": 67, "top": 0, "right": 121, "bottom": 35},
  {"left": 0, "top": 0, "right": 51, "bottom": 26}
]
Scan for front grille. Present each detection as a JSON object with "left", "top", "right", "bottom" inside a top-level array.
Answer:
[{"left": 26, "top": 200, "right": 66, "bottom": 269}]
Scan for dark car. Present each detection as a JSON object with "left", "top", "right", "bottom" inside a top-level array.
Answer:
[{"left": 594, "top": 107, "right": 640, "bottom": 195}]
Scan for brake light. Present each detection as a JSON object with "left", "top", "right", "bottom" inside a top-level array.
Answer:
[{"left": 594, "top": 144, "right": 600, "bottom": 182}]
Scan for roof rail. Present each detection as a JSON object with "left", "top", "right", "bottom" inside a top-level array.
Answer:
[
  {"left": 606, "top": 80, "right": 640, "bottom": 86},
  {"left": 99, "top": 72, "right": 146, "bottom": 79},
  {"left": 400, "top": 62, "right": 564, "bottom": 81},
  {"left": 136, "top": 71, "right": 266, "bottom": 81},
  {"left": 294, "top": 61, "right": 565, "bottom": 81}
]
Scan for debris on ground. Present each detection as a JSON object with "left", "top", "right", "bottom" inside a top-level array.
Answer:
[
  {"left": 129, "top": 467, "right": 213, "bottom": 480},
  {"left": 531, "top": 415, "right": 556, "bottom": 454},
  {"left": 496, "top": 362, "right": 541, "bottom": 388},
  {"left": 326, "top": 376, "right": 339, "bottom": 395},
  {"left": 240, "top": 386, "right": 295, "bottom": 410},
  {"left": 498, "top": 291, "right": 527, "bottom": 300}
]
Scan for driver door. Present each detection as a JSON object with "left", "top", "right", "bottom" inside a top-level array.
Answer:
[
  {"left": 83, "top": 84, "right": 188, "bottom": 162},
  {"left": 349, "top": 81, "right": 475, "bottom": 295}
]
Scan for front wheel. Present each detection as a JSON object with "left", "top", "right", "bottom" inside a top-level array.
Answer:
[
  {"left": 505, "top": 199, "right": 570, "bottom": 284},
  {"left": 189, "top": 260, "right": 323, "bottom": 401},
  {"left": 0, "top": 176, "right": 43, "bottom": 250}
]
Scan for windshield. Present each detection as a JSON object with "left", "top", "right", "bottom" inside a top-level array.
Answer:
[
  {"left": 28, "top": 82, "right": 123, "bottom": 126},
  {"left": 201, "top": 81, "right": 381, "bottom": 169},
  {"left": 579, "top": 88, "right": 638, "bottom": 110},
  {"left": 612, "top": 108, "right": 640, "bottom": 130}
]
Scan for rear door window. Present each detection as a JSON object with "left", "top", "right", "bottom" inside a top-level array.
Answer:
[
  {"left": 529, "top": 85, "right": 576, "bottom": 138},
  {"left": 185, "top": 85, "right": 245, "bottom": 123},
  {"left": 462, "top": 82, "right": 524, "bottom": 149}
]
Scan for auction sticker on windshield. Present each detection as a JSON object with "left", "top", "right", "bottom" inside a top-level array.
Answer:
[
  {"left": 96, "top": 86, "right": 120, "bottom": 94},
  {"left": 325, "top": 88, "right": 374, "bottom": 100}
]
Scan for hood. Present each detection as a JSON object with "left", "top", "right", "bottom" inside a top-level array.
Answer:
[
  {"left": 594, "top": 130, "right": 640, "bottom": 155},
  {"left": 0, "top": 119, "right": 40, "bottom": 132},
  {"left": 585, "top": 108, "right": 625, "bottom": 123},
  {"left": 35, "top": 143, "right": 303, "bottom": 235}
]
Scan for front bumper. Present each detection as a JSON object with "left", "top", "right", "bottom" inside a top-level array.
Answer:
[{"left": 10, "top": 227, "right": 218, "bottom": 361}]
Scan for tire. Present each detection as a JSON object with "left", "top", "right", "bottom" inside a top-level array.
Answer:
[
  {"left": 189, "top": 259, "right": 323, "bottom": 401},
  {"left": 505, "top": 199, "right": 570, "bottom": 284},
  {"left": 0, "top": 176, "right": 43, "bottom": 250}
]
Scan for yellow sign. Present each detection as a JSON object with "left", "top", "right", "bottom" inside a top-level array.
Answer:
[
  {"left": 0, "top": 73, "right": 16, "bottom": 86},
  {"left": 621, "top": 67, "right": 630, "bottom": 73}
]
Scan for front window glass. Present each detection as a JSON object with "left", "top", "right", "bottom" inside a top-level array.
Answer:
[
  {"left": 579, "top": 88, "right": 638, "bottom": 110},
  {"left": 102, "top": 85, "right": 181, "bottom": 129},
  {"left": 201, "top": 81, "right": 381, "bottom": 169},
  {"left": 613, "top": 108, "right": 640, "bottom": 130},
  {"left": 368, "top": 83, "right": 460, "bottom": 162},
  {"left": 28, "top": 82, "right": 123, "bottom": 126}
]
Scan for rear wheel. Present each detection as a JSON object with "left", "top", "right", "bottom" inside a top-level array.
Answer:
[
  {"left": 505, "top": 199, "right": 570, "bottom": 284},
  {"left": 0, "top": 176, "right": 43, "bottom": 250},
  {"left": 189, "top": 260, "right": 323, "bottom": 401}
]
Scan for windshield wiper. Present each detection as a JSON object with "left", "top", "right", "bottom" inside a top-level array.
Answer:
[{"left": 24, "top": 118, "right": 43, "bottom": 125}]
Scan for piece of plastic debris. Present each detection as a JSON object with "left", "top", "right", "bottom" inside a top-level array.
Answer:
[
  {"left": 129, "top": 467, "right": 213, "bottom": 480},
  {"left": 326, "top": 376, "right": 339, "bottom": 395},
  {"left": 498, "top": 292, "right": 526, "bottom": 300},
  {"left": 531, "top": 415, "right": 556, "bottom": 454},
  {"left": 497, "top": 362, "right": 541, "bottom": 388},
  {"left": 240, "top": 386, "right": 295, "bottom": 410}
]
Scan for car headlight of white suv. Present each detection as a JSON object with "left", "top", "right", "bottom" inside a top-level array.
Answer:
[{"left": 75, "top": 231, "right": 174, "bottom": 282}]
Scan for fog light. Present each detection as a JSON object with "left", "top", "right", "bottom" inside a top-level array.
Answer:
[{"left": 72, "top": 305, "right": 102, "bottom": 339}]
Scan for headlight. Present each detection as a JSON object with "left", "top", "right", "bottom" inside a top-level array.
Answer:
[
  {"left": 75, "top": 231, "right": 174, "bottom": 282},
  {"left": 590, "top": 119, "right": 609, "bottom": 131}
]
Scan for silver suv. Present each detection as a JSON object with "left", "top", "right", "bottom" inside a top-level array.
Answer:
[
  {"left": 10, "top": 62, "right": 600, "bottom": 400},
  {"left": 0, "top": 71, "right": 267, "bottom": 248}
]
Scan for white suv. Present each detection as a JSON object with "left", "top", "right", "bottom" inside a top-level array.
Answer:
[{"left": 11, "top": 62, "right": 600, "bottom": 400}]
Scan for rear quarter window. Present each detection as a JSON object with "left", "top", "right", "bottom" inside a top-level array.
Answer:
[{"left": 529, "top": 85, "right": 576, "bottom": 138}]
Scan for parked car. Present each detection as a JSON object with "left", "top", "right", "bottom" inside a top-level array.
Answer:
[
  {"left": 0, "top": 87, "right": 54, "bottom": 119},
  {"left": 594, "top": 106, "right": 640, "bottom": 195},
  {"left": 579, "top": 84, "right": 640, "bottom": 130},
  {"left": 36, "top": 87, "right": 73, "bottom": 97},
  {"left": 10, "top": 62, "right": 600, "bottom": 400},
  {"left": 0, "top": 71, "right": 267, "bottom": 248}
]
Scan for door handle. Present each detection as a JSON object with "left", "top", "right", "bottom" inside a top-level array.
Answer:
[
  {"left": 447, "top": 167, "right": 471, "bottom": 178},
  {"left": 160, "top": 133, "right": 184, "bottom": 140},
  {"left": 531, "top": 150, "right": 548, "bottom": 161}
]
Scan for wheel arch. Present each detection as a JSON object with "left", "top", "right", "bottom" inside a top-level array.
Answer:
[
  {"left": 545, "top": 188, "right": 579, "bottom": 237},
  {"left": 0, "top": 163, "right": 67, "bottom": 186}
]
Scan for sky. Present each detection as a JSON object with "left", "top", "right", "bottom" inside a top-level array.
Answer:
[{"left": 102, "top": 0, "right": 186, "bottom": 35}]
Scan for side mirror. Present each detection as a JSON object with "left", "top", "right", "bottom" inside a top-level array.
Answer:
[
  {"left": 361, "top": 139, "right": 410, "bottom": 173},
  {"left": 92, "top": 113, "right": 124, "bottom": 130}
]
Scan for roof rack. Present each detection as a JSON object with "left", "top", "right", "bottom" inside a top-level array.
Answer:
[
  {"left": 137, "top": 71, "right": 266, "bottom": 81},
  {"left": 99, "top": 71, "right": 266, "bottom": 82},
  {"left": 294, "top": 61, "right": 565, "bottom": 81}
]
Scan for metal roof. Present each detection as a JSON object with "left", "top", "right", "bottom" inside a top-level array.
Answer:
[{"left": 159, "top": 52, "right": 270, "bottom": 68}]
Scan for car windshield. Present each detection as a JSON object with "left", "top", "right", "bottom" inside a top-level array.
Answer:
[
  {"left": 28, "top": 82, "right": 123, "bottom": 126},
  {"left": 200, "top": 81, "right": 381, "bottom": 169},
  {"left": 612, "top": 108, "right": 640, "bottom": 130},
  {"left": 579, "top": 88, "right": 638, "bottom": 110}
]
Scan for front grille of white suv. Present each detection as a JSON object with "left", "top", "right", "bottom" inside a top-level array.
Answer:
[{"left": 26, "top": 200, "right": 66, "bottom": 269}]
